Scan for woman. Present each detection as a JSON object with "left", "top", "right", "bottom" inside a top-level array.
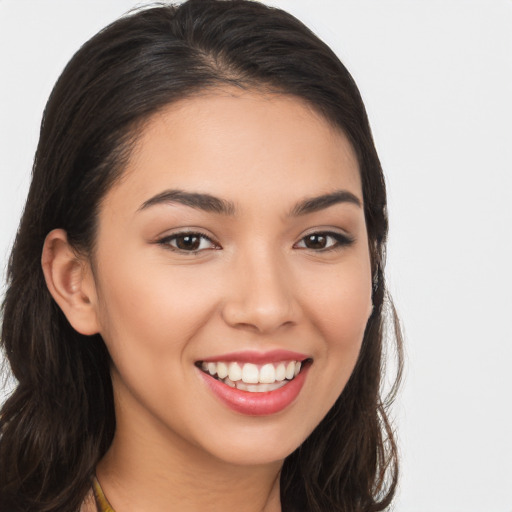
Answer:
[{"left": 0, "top": 1, "right": 402, "bottom": 511}]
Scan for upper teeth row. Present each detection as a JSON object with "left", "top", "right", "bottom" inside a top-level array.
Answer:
[{"left": 200, "top": 361, "right": 302, "bottom": 384}]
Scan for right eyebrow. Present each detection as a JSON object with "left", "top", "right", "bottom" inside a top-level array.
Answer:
[{"left": 137, "top": 189, "right": 237, "bottom": 216}]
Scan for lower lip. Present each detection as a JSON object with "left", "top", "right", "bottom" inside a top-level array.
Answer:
[{"left": 198, "top": 365, "right": 309, "bottom": 416}]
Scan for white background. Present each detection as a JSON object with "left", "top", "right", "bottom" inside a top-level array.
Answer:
[{"left": 1, "top": 1, "right": 511, "bottom": 511}]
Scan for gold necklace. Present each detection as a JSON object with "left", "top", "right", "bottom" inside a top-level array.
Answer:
[{"left": 92, "top": 476, "right": 116, "bottom": 512}]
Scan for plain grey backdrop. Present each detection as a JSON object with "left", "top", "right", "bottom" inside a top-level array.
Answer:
[{"left": 1, "top": 1, "right": 511, "bottom": 510}]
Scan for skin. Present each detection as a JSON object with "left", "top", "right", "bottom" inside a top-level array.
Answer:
[{"left": 43, "top": 89, "right": 372, "bottom": 512}]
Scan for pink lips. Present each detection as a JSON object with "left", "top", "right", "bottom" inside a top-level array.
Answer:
[{"left": 197, "top": 350, "right": 310, "bottom": 416}]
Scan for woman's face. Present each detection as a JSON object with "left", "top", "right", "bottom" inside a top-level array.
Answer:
[{"left": 89, "top": 90, "right": 372, "bottom": 466}]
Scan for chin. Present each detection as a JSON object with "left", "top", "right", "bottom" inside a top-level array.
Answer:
[
  {"left": 205, "top": 435, "right": 303, "bottom": 467},
  {"left": 187, "top": 412, "right": 319, "bottom": 468}
]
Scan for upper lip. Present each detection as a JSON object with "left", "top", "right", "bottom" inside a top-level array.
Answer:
[{"left": 198, "top": 349, "right": 310, "bottom": 364}]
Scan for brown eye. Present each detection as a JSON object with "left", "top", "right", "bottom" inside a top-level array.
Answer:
[
  {"left": 304, "top": 234, "right": 328, "bottom": 249},
  {"left": 159, "top": 232, "right": 218, "bottom": 252},
  {"left": 295, "top": 232, "right": 354, "bottom": 251},
  {"left": 175, "top": 234, "right": 201, "bottom": 250}
]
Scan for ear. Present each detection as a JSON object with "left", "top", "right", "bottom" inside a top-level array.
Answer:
[{"left": 41, "top": 229, "right": 100, "bottom": 335}]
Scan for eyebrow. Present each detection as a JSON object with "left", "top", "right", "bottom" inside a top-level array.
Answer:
[
  {"left": 138, "top": 189, "right": 237, "bottom": 215},
  {"left": 138, "top": 188, "right": 361, "bottom": 216},
  {"left": 289, "top": 190, "right": 362, "bottom": 216}
]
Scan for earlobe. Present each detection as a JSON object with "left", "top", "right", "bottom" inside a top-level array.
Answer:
[{"left": 41, "top": 229, "right": 100, "bottom": 336}]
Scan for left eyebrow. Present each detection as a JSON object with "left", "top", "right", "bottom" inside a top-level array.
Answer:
[{"left": 288, "top": 190, "right": 362, "bottom": 216}]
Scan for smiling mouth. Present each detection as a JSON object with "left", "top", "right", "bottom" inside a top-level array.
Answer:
[{"left": 196, "top": 359, "right": 312, "bottom": 393}]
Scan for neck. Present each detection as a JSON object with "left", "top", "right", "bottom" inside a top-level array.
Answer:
[{"left": 97, "top": 440, "right": 282, "bottom": 512}]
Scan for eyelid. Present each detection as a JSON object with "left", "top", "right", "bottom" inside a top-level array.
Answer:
[
  {"left": 294, "top": 230, "right": 355, "bottom": 251},
  {"left": 156, "top": 229, "right": 221, "bottom": 253}
]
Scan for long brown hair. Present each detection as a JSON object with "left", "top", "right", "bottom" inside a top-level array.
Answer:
[{"left": 0, "top": 2, "right": 403, "bottom": 511}]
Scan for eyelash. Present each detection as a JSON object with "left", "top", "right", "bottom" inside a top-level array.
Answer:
[
  {"left": 157, "top": 232, "right": 220, "bottom": 253},
  {"left": 157, "top": 230, "right": 354, "bottom": 254},
  {"left": 294, "top": 231, "right": 354, "bottom": 252}
]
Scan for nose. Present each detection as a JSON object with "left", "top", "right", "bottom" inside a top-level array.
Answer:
[{"left": 221, "top": 249, "right": 301, "bottom": 335}]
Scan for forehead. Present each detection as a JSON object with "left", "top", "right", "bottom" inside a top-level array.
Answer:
[{"left": 110, "top": 89, "right": 362, "bottom": 211}]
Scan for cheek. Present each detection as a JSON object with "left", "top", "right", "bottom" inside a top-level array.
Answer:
[
  {"left": 302, "top": 260, "right": 372, "bottom": 341},
  {"left": 300, "top": 256, "right": 372, "bottom": 393},
  {"left": 325, "top": 279, "right": 371, "bottom": 344},
  {"left": 92, "top": 256, "right": 218, "bottom": 416},
  {"left": 94, "top": 252, "right": 224, "bottom": 359}
]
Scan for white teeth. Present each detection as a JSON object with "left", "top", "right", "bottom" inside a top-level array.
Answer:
[
  {"left": 275, "top": 363, "right": 286, "bottom": 381},
  {"left": 234, "top": 381, "right": 250, "bottom": 392},
  {"left": 241, "top": 363, "right": 259, "bottom": 384},
  {"left": 285, "top": 361, "right": 295, "bottom": 380},
  {"left": 200, "top": 359, "right": 306, "bottom": 389},
  {"left": 259, "top": 363, "right": 276, "bottom": 383},
  {"left": 207, "top": 362, "right": 217, "bottom": 376},
  {"left": 236, "top": 381, "right": 287, "bottom": 392},
  {"left": 224, "top": 378, "right": 236, "bottom": 388},
  {"left": 228, "top": 362, "right": 242, "bottom": 382},
  {"left": 217, "top": 362, "right": 228, "bottom": 379}
]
